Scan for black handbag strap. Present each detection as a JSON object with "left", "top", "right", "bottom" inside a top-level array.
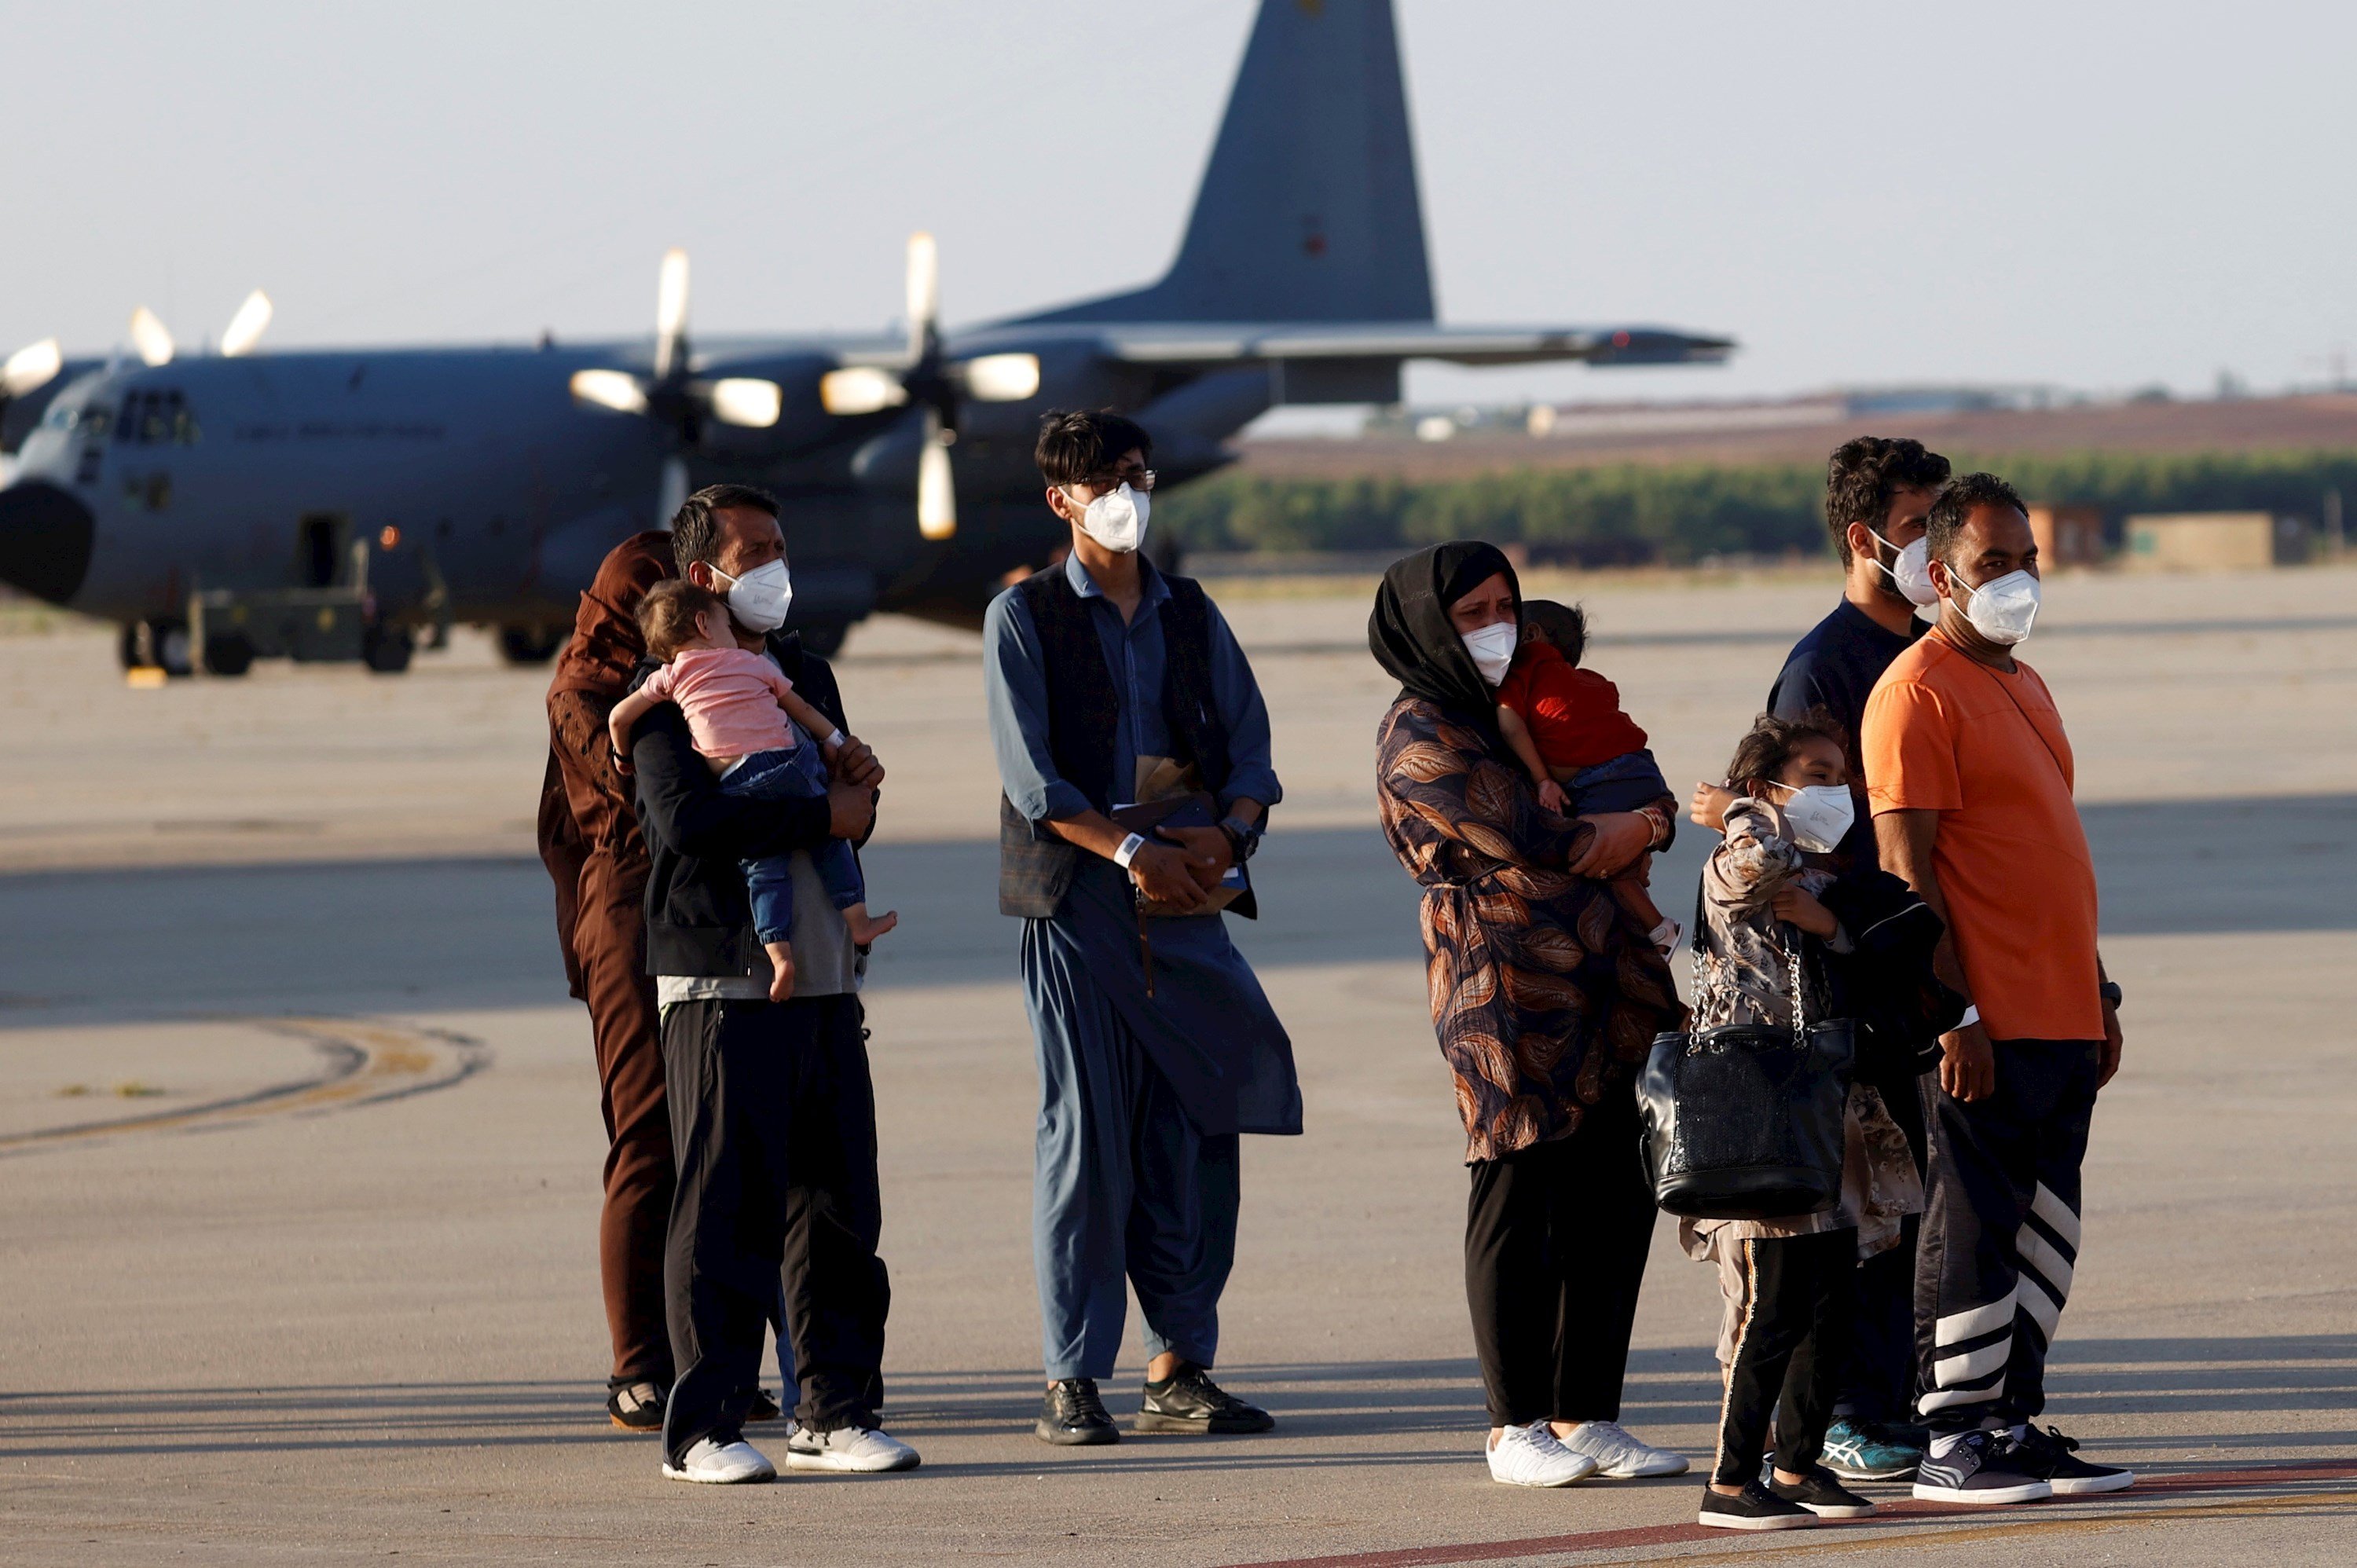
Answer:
[{"left": 1685, "top": 855, "right": 1808, "bottom": 1044}]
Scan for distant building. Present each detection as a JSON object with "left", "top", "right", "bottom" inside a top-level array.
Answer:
[
  {"left": 2124, "top": 511, "right": 2311, "bottom": 571},
  {"left": 2027, "top": 504, "right": 2106, "bottom": 567}
]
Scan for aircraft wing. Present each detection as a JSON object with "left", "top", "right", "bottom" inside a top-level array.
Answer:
[
  {"left": 695, "top": 320, "right": 1733, "bottom": 379},
  {"left": 1066, "top": 321, "right": 1734, "bottom": 369}
]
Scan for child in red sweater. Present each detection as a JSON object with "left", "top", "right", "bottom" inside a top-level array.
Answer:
[{"left": 1496, "top": 599, "right": 1679, "bottom": 953}]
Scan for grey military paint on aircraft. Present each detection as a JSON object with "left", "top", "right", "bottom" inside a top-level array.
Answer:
[{"left": 0, "top": 0, "right": 1731, "bottom": 672}]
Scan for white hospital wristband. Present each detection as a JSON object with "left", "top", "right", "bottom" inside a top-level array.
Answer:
[
  {"left": 1953, "top": 1005, "right": 1981, "bottom": 1031},
  {"left": 823, "top": 728, "right": 847, "bottom": 749},
  {"left": 1113, "top": 833, "right": 1148, "bottom": 868}
]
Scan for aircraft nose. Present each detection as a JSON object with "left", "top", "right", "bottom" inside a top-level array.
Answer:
[{"left": 0, "top": 480, "right": 97, "bottom": 605}]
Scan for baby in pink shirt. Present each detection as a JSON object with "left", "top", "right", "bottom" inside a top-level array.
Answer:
[{"left": 608, "top": 581, "right": 894, "bottom": 1000}]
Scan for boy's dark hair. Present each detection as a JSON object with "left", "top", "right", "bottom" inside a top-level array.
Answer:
[
  {"left": 1925, "top": 471, "right": 2029, "bottom": 570},
  {"left": 1519, "top": 599, "right": 1589, "bottom": 666},
  {"left": 1035, "top": 408, "right": 1153, "bottom": 487},
  {"left": 636, "top": 579, "right": 724, "bottom": 661},
  {"left": 1725, "top": 709, "right": 1849, "bottom": 791},
  {"left": 1824, "top": 437, "right": 1952, "bottom": 566},
  {"left": 670, "top": 483, "right": 781, "bottom": 575}
]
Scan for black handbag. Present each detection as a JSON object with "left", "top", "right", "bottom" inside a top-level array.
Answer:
[{"left": 1636, "top": 932, "right": 1856, "bottom": 1220}]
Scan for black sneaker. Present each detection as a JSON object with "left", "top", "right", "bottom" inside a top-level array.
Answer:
[
  {"left": 1036, "top": 1378, "right": 1120, "bottom": 1446},
  {"left": 1698, "top": 1480, "right": 1818, "bottom": 1530},
  {"left": 1912, "top": 1430, "right": 2054, "bottom": 1505},
  {"left": 1136, "top": 1363, "right": 1275, "bottom": 1435},
  {"left": 607, "top": 1379, "right": 665, "bottom": 1432},
  {"left": 2014, "top": 1424, "right": 2135, "bottom": 1495},
  {"left": 1770, "top": 1464, "right": 1878, "bottom": 1519},
  {"left": 745, "top": 1387, "right": 783, "bottom": 1423}
]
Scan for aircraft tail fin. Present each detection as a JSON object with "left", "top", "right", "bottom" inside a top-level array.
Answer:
[{"left": 1025, "top": 0, "right": 1434, "bottom": 325}]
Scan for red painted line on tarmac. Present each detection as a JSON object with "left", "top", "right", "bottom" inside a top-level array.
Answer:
[{"left": 1219, "top": 1458, "right": 2357, "bottom": 1568}]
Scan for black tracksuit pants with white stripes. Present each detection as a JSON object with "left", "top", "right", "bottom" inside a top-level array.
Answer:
[{"left": 1915, "top": 1039, "right": 2101, "bottom": 1432}]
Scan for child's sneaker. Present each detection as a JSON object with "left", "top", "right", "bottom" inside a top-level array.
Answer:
[
  {"left": 1698, "top": 1480, "right": 1816, "bottom": 1530},
  {"left": 1769, "top": 1464, "right": 1877, "bottom": 1518}
]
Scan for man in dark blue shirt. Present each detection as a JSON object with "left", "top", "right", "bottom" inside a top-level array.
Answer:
[
  {"left": 1780, "top": 437, "right": 1950, "bottom": 1478},
  {"left": 1690, "top": 436, "right": 1951, "bottom": 1482}
]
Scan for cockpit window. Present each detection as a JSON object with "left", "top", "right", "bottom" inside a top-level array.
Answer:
[
  {"left": 115, "top": 389, "right": 198, "bottom": 446},
  {"left": 43, "top": 402, "right": 112, "bottom": 437}
]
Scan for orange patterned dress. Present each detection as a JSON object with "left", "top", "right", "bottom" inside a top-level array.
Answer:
[{"left": 1376, "top": 696, "right": 1686, "bottom": 1163}]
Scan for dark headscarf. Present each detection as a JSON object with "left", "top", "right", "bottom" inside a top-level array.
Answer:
[
  {"left": 548, "top": 530, "right": 676, "bottom": 700},
  {"left": 1368, "top": 541, "right": 1521, "bottom": 750}
]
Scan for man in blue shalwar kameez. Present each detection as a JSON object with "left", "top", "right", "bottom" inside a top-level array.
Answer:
[{"left": 984, "top": 409, "right": 1303, "bottom": 1446}]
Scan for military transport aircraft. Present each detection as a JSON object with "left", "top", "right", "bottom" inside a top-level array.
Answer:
[{"left": 0, "top": 0, "right": 1730, "bottom": 675}]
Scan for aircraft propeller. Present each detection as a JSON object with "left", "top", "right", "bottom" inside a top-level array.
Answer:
[
  {"left": 568, "top": 250, "right": 787, "bottom": 434},
  {"left": 817, "top": 232, "right": 1042, "bottom": 540},
  {"left": 565, "top": 250, "right": 790, "bottom": 526}
]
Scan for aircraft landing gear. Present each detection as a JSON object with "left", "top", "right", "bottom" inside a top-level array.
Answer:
[
  {"left": 120, "top": 618, "right": 193, "bottom": 676},
  {"left": 363, "top": 621, "right": 415, "bottom": 674},
  {"left": 497, "top": 623, "right": 564, "bottom": 665},
  {"left": 200, "top": 631, "right": 255, "bottom": 676}
]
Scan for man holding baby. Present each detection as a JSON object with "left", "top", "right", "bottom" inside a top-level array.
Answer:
[{"left": 621, "top": 484, "right": 916, "bottom": 1485}]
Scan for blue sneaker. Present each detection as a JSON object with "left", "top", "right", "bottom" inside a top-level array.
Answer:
[{"left": 1819, "top": 1418, "right": 1925, "bottom": 1482}]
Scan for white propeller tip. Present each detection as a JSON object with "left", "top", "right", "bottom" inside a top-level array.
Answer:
[
  {"left": 654, "top": 249, "right": 691, "bottom": 379},
  {"left": 128, "top": 306, "right": 174, "bottom": 367},
  {"left": 917, "top": 428, "right": 956, "bottom": 540},
  {"left": 3, "top": 337, "right": 64, "bottom": 397},
  {"left": 964, "top": 352, "right": 1041, "bottom": 402},
  {"left": 905, "top": 231, "right": 940, "bottom": 328},
  {"left": 819, "top": 365, "right": 908, "bottom": 417},
  {"left": 709, "top": 377, "right": 783, "bottom": 429},
  {"left": 221, "top": 290, "right": 273, "bottom": 358},
  {"left": 570, "top": 367, "right": 651, "bottom": 415}
]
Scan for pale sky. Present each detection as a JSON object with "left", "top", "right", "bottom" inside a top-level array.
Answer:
[{"left": 5, "top": 0, "right": 2351, "bottom": 412}]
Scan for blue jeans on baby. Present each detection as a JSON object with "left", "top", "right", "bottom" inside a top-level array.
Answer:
[
  {"left": 1563, "top": 748, "right": 1672, "bottom": 815},
  {"left": 720, "top": 745, "right": 865, "bottom": 944}
]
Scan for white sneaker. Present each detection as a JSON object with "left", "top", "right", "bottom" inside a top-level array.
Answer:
[
  {"left": 785, "top": 1421, "right": 921, "bottom": 1473},
  {"left": 1486, "top": 1420, "right": 1600, "bottom": 1488},
  {"left": 1562, "top": 1419, "right": 1691, "bottom": 1478},
  {"left": 662, "top": 1437, "right": 776, "bottom": 1484}
]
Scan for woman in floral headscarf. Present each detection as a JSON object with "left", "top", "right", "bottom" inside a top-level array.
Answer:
[{"left": 1369, "top": 541, "right": 1688, "bottom": 1489}]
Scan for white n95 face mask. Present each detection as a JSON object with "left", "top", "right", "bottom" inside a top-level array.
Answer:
[
  {"left": 1076, "top": 483, "right": 1149, "bottom": 553},
  {"left": 1766, "top": 781, "right": 1856, "bottom": 854},
  {"left": 715, "top": 559, "right": 794, "bottom": 633},
  {"left": 1461, "top": 620, "right": 1519, "bottom": 687},
  {"left": 1954, "top": 568, "right": 2040, "bottom": 646},
  {"left": 1872, "top": 533, "right": 1941, "bottom": 608}
]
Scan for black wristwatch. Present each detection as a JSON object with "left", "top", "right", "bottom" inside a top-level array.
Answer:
[
  {"left": 2099, "top": 980, "right": 2123, "bottom": 1010},
  {"left": 1219, "top": 815, "right": 1262, "bottom": 862}
]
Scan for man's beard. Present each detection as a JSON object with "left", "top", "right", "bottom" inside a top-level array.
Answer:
[{"left": 1866, "top": 540, "right": 1913, "bottom": 608}]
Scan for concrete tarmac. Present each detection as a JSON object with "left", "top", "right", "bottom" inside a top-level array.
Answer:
[{"left": 3, "top": 565, "right": 2353, "bottom": 1565}]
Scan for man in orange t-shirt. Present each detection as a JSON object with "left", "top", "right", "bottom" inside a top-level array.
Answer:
[{"left": 1863, "top": 473, "right": 2131, "bottom": 1507}]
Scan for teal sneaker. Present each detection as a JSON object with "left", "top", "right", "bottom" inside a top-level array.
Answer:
[{"left": 1819, "top": 1418, "right": 1923, "bottom": 1482}]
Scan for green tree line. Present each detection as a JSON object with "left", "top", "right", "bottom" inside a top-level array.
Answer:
[{"left": 1153, "top": 449, "right": 2357, "bottom": 561}]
